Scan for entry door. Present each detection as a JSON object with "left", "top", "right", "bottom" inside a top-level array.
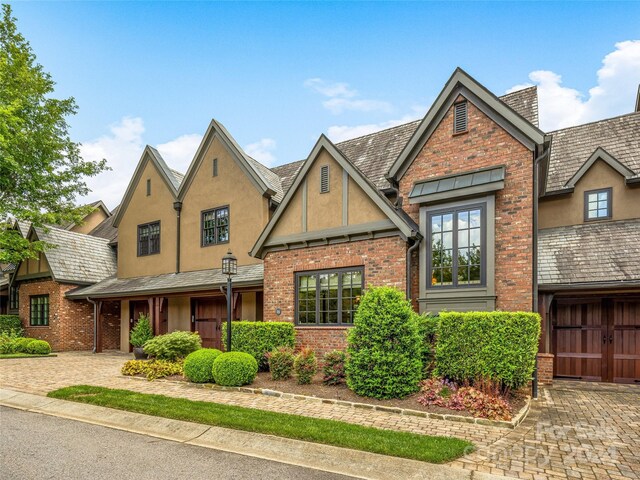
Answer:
[
  {"left": 611, "top": 299, "right": 640, "bottom": 384},
  {"left": 192, "top": 298, "right": 226, "bottom": 350},
  {"left": 553, "top": 299, "right": 606, "bottom": 381},
  {"left": 129, "top": 300, "right": 150, "bottom": 352}
]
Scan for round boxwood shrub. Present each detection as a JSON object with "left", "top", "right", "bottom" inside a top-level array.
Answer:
[
  {"left": 26, "top": 339, "right": 51, "bottom": 355},
  {"left": 211, "top": 352, "right": 258, "bottom": 386},
  {"left": 183, "top": 348, "right": 222, "bottom": 383},
  {"left": 346, "top": 286, "right": 423, "bottom": 399},
  {"left": 13, "top": 337, "right": 37, "bottom": 353}
]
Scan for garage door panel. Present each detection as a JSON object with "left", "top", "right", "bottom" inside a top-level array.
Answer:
[{"left": 612, "top": 300, "right": 640, "bottom": 384}]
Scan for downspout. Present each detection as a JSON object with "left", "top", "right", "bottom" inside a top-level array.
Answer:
[
  {"left": 87, "top": 297, "right": 97, "bottom": 354},
  {"left": 173, "top": 201, "right": 183, "bottom": 273},
  {"left": 406, "top": 237, "right": 420, "bottom": 302}
]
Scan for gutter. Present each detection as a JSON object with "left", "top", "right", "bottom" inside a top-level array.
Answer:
[
  {"left": 86, "top": 297, "right": 98, "bottom": 354},
  {"left": 174, "top": 201, "right": 182, "bottom": 273},
  {"left": 532, "top": 145, "right": 550, "bottom": 313}
]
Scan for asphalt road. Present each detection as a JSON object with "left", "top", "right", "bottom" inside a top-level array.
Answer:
[{"left": 0, "top": 406, "right": 354, "bottom": 480}]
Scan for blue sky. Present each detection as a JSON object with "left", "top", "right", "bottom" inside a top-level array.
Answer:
[{"left": 10, "top": 1, "right": 640, "bottom": 208}]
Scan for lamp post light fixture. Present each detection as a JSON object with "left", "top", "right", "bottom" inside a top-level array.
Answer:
[{"left": 222, "top": 250, "right": 237, "bottom": 352}]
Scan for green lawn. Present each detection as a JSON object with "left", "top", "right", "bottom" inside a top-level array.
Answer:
[
  {"left": 48, "top": 385, "right": 472, "bottom": 463},
  {"left": 0, "top": 353, "right": 56, "bottom": 359}
]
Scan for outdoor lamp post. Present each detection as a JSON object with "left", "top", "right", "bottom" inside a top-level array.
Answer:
[{"left": 222, "top": 250, "right": 237, "bottom": 352}]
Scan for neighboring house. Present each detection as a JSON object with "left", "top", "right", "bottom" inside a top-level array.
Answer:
[{"left": 56, "top": 200, "right": 111, "bottom": 235}]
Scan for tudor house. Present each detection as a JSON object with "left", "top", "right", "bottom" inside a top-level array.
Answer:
[{"left": 8, "top": 68, "right": 638, "bottom": 384}]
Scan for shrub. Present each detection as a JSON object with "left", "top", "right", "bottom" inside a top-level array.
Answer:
[
  {"left": 121, "top": 359, "right": 183, "bottom": 381},
  {"left": 415, "top": 314, "right": 439, "bottom": 378},
  {"left": 13, "top": 337, "right": 37, "bottom": 353},
  {"left": 0, "top": 315, "right": 22, "bottom": 336},
  {"left": 267, "top": 347, "right": 295, "bottom": 380},
  {"left": 435, "top": 312, "right": 541, "bottom": 390},
  {"left": 183, "top": 348, "right": 222, "bottom": 383},
  {"left": 130, "top": 314, "right": 154, "bottom": 348},
  {"left": 0, "top": 332, "right": 20, "bottom": 354},
  {"left": 143, "top": 331, "right": 201, "bottom": 361},
  {"left": 294, "top": 347, "right": 317, "bottom": 385},
  {"left": 212, "top": 352, "right": 258, "bottom": 386},
  {"left": 26, "top": 339, "right": 51, "bottom": 355},
  {"left": 222, "top": 321, "right": 295, "bottom": 370},
  {"left": 322, "top": 350, "right": 346, "bottom": 386},
  {"left": 346, "top": 287, "right": 423, "bottom": 399}
]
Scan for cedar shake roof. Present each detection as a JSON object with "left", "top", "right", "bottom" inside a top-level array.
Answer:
[
  {"left": 545, "top": 112, "right": 640, "bottom": 193},
  {"left": 538, "top": 219, "right": 640, "bottom": 287},
  {"left": 67, "top": 263, "right": 263, "bottom": 299},
  {"left": 269, "top": 87, "right": 539, "bottom": 194},
  {"left": 32, "top": 225, "right": 117, "bottom": 285}
]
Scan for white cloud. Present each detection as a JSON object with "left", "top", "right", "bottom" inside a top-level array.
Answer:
[
  {"left": 80, "top": 117, "right": 146, "bottom": 210},
  {"left": 326, "top": 106, "right": 426, "bottom": 143},
  {"left": 508, "top": 40, "right": 640, "bottom": 131},
  {"left": 304, "top": 78, "right": 392, "bottom": 114},
  {"left": 245, "top": 138, "right": 277, "bottom": 167},
  {"left": 156, "top": 133, "right": 202, "bottom": 173}
]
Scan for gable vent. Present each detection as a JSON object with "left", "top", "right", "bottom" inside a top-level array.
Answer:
[
  {"left": 320, "top": 165, "right": 330, "bottom": 193},
  {"left": 453, "top": 101, "right": 468, "bottom": 134}
]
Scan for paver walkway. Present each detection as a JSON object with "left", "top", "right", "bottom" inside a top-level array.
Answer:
[{"left": 1, "top": 352, "right": 638, "bottom": 480}]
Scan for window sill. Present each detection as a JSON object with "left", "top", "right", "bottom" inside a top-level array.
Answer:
[{"left": 28, "top": 325, "right": 50, "bottom": 328}]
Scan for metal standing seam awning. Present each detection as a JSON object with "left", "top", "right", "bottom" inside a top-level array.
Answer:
[{"left": 409, "top": 166, "right": 506, "bottom": 204}]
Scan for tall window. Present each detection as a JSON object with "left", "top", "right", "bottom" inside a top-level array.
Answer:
[
  {"left": 296, "top": 268, "right": 363, "bottom": 325},
  {"left": 30, "top": 295, "right": 49, "bottom": 326},
  {"left": 9, "top": 286, "right": 18, "bottom": 310},
  {"left": 138, "top": 221, "right": 160, "bottom": 256},
  {"left": 429, "top": 205, "right": 484, "bottom": 287},
  {"left": 585, "top": 188, "right": 611, "bottom": 221},
  {"left": 202, "top": 206, "right": 229, "bottom": 246}
]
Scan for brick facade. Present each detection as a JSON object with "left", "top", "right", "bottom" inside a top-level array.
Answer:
[
  {"left": 537, "top": 353, "right": 554, "bottom": 385},
  {"left": 399, "top": 97, "right": 535, "bottom": 311},
  {"left": 17, "top": 279, "right": 120, "bottom": 351},
  {"left": 263, "top": 236, "right": 407, "bottom": 356}
]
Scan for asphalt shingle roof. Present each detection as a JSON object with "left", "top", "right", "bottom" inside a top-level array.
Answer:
[
  {"left": 34, "top": 226, "right": 117, "bottom": 284},
  {"left": 546, "top": 113, "right": 640, "bottom": 192},
  {"left": 67, "top": 263, "right": 264, "bottom": 299},
  {"left": 538, "top": 219, "right": 640, "bottom": 286}
]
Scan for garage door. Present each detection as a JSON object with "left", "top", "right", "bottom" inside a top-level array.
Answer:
[{"left": 553, "top": 297, "right": 640, "bottom": 384}]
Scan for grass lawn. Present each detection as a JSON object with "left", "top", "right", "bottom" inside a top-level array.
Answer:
[
  {"left": 48, "top": 385, "right": 472, "bottom": 463},
  {"left": 0, "top": 353, "right": 56, "bottom": 359}
]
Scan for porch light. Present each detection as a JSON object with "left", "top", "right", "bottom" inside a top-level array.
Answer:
[
  {"left": 222, "top": 250, "right": 237, "bottom": 276},
  {"left": 222, "top": 250, "right": 237, "bottom": 352}
]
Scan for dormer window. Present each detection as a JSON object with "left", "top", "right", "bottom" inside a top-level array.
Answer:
[
  {"left": 453, "top": 101, "right": 468, "bottom": 134},
  {"left": 585, "top": 188, "right": 611, "bottom": 221}
]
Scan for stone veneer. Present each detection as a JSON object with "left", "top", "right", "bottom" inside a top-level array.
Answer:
[
  {"left": 263, "top": 236, "right": 407, "bottom": 357},
  {"left": 17, "top": 278, "right": 120, "bottom": 351},
  {"left": 399, "top": 96, "right": 535, "bottom": 311}
]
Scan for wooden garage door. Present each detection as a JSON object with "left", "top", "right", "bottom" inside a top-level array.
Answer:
[
  {"left": 553, "top": 297, "right": 640, "bottom": 383},
  {"left": 192, "top": 298, "right": 226, "bottom": 350}
]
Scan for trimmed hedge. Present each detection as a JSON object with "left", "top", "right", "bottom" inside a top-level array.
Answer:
[
  {"left": 26, "top": 340, "right": 51, "bottom": 355},
  {"left": 144, "top": 331, "right": 201, "bottom": 361},
  {"left": 183, "top": 348, "right": 222, "bottom": 383},
  {"left": 222, "top": 321, "right": 295, "bottom": 370},
  {"left": 212, "top": 352, "right": 258, "bottom": 386},
  {"left": 415, "top": 314, "right": 439, "bottom": 378},
  {"left": 346, "top": 287, "right": 423, "bottom": 399},
  {"left": 0, "top": 315, "right": 22, "bottom": 335},
  {"left": 435, "top": 311, "right": 541, "bottom": 390}
]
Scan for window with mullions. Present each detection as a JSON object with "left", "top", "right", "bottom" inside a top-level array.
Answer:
[
  {"left": 9, "top": 286, "right": 18, "bottom": 310},
  {"left": 202, "top": 207, "right": 229, "bottom": 246},
  {"left": 585, "top": 188, "right": 611, "bottom": 221},
  {"left": 296, "top": 268, "right": 363, "bottom": 325},
  {"left": 429, "top": 206, "right": 484, "bottom": 287},
  {"left": 138, "top": 221, "right": 160, "bottom": 256},
  {"left": 30, "top": 295, "right": 49, "bottom": 326}
]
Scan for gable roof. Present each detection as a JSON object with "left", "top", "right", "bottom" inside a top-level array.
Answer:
[
  {"left": 563, "top": 147, "right": 635, "bottom": 189},
  {"left": 538, "top": 219, "right": 640, "bottom": 288},
  {"left": 88, "top": 205, "right": 119, "bottom": 243},
  {"left": 27, "top": 225, "right": 117, "bottom": 285},
  {"left": 177, "top": 119, "right": 282, "bottom": 202},
  {"left": 112, "top": 146, "right": 182, "bottom": 227},
  {"left": 387, "top": 68, "right": 546, "bottom": 182},
  {"left": 56, "top": 200, "right": 111, "bottom": 231},
  {"left": 251, "top": 135, "right": 420, "bottom": 259},
  {"left": 500, "top": 86, "right": 539, "bottom": 128},
  {"left": 545, "top": 112, "right": 640, "bottom": 193}
]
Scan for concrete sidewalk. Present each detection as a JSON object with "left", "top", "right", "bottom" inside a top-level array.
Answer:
[{"left": 0, "top": 387, "right": 506, "bottom": 480}]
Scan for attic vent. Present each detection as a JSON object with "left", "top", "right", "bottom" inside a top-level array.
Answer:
[
  {"left": 146, "top": 178, "right": 151, "bottom": 196},
  {"left": 320, "top": 165, "right": 330, "bottom": 193},
  {"left": 213, "top": 158, "right": 218, "bottom": 177},
  {"left": 453, "top": 101, "right": 468, "bottom": 134}
]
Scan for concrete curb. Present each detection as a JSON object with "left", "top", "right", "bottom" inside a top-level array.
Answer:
[{"left": 0, "top": 387, "right": 508, "bottom": 480}]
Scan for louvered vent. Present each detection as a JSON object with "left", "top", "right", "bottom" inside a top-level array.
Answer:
[
  {"left": 454, "top": 101, "right": 468, "bottom": 134},
  {"left": 320, "top": 165, "right": 330, "bottom": 193}
]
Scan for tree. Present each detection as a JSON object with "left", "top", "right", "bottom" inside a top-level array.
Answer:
[{"left": 0, "top": 4, "right": 108, "bottom": 263}]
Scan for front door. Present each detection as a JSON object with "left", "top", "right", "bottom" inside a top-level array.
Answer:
[
  {"left": 192, "top": 298, "right": 227, "bottom": 350},
  {"left": 553, "top": 297, "right": 640, "bottom": 383}
]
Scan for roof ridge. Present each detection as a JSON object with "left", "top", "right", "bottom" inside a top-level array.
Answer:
[
  {"left": 36, "top": 223, "right": 113, "bottom": 244},
  {"left": 336, "top": 119, "right": 421, "bottom": 146},
  {"left": 548, "top": 111, "right": 640, "bottom": 134},
  {"left": 539, "top": 218, "right": 640, "bottom": 232},
  {"left": 501, "top": 85, "right": 537, "bottom": 97}
]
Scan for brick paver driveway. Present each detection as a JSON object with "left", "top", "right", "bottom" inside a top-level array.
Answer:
[{"left": 1, "top": 352, "right": 638, "bottom": 480}]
